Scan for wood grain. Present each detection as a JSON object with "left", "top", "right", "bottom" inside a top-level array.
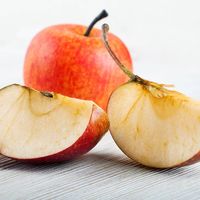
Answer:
[{"left": 1, "top": 134, "right": 200, "bottom": 200}]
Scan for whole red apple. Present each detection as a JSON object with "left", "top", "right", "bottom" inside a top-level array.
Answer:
[{"left": 23, "top": 10, "right": 132, "bottom": 110}]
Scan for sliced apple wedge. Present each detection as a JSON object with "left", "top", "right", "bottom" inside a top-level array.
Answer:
[
  {"left": 0, "top": 84, "right": 109, "bottom": 163},
  {"left": 101, "top": 23, "right": 200, "bottom": 168},
  {"left": 108, "top": 82, "right": 200, "bottom": 168}
]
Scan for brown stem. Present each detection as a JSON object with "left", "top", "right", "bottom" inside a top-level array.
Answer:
[
  {"left": 101, "top": 23, "right": 147, "bottom": 84},
  {"left": 101, "top": 23, "right": 174, "bottom": 98}
]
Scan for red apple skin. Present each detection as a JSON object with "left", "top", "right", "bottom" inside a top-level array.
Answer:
[
  {"left": 11, "top": 105, "right": 109, "bottom": 164},
  {"left": 175, "top": 151, "right": 200, "bottom": 168},
  {"left": 23, "top": 25, "right": 132, "bottom": 110}
]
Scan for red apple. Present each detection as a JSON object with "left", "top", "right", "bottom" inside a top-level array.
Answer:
[
  {"left": 0, "top": 84, "right": 109, "bottom": 164},
  {"left": 23, "top": 10, "right": 132, "bottom": 110}
]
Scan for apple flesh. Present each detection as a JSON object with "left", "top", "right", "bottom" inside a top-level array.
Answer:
[
  {"left": 0, "top": 84, "right": 109, "bottom": 163},
  {"left": 107, "top": 82, "right": 200, "bottom": 168},
  {"left": 101, "top": 23, "right": 200, "bottom": 169},
  {"left": 23, "top": 24, "right": 132, "bottom": 110}
]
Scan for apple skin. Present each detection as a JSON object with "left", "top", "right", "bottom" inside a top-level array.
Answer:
[
  {"left": 10, "top": 105, "right": 109, "bottom": 164},
  {"left": 175, "top": 151, "right": 200, "bottom": 168},
  {"left": 23, "top": 24, "right": 132, "bottom": 110}
]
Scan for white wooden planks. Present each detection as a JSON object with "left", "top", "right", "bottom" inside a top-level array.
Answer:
[{"left": 1, "top": 134, "right": 200, "bottom": 200}]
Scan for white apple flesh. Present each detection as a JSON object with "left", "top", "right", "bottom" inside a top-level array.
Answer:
[
  {"left": 102, "top": 23, "right": 200, "bottom": 168},
  {"left": 0, "top": 84, "right": 109, "bottom": 163},
  {"left": 108, "top": 80, "right": 200, "bottom": 168}
]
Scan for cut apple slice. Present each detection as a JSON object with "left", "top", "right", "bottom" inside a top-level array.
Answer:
[
  {"left": 101, "top": 23, "right": 200, "bottom": 168},
  {"left": 108, "top": 82, "right": 200, "bottom": 168},
  {"left": 0, "top": 84, "right": 109, "bottom": 163}
]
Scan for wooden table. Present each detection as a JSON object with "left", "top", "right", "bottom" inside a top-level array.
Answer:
[{"left": 1, "top": 133, "right": 200, "bottom": 200}]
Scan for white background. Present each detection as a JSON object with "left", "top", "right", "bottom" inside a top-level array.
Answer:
[{"left": 0, "top": 0, "right": 200, "bottom": 98}]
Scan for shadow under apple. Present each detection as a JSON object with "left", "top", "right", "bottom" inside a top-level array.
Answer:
[{"left": 1, "top": 152, "right": 199, "bottom": 178}]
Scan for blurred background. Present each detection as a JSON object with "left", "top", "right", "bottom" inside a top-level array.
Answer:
[{"left": 0, "top": 0, "right": 200, "bottom": 98}]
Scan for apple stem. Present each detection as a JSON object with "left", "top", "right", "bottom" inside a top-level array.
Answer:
[
  {"left": 101, "top": 23, "right": 146, "bottom": 84},
  {"left": 101, "top": 23, "right": 174, "bottom": 91},
  {"left": 84, "top": 10, "right": 108, "bottom": 37}
]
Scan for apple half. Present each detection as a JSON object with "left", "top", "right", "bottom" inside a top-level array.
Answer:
[{"left": 0, "top": 84, "right": 109, "bottom": 163}]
